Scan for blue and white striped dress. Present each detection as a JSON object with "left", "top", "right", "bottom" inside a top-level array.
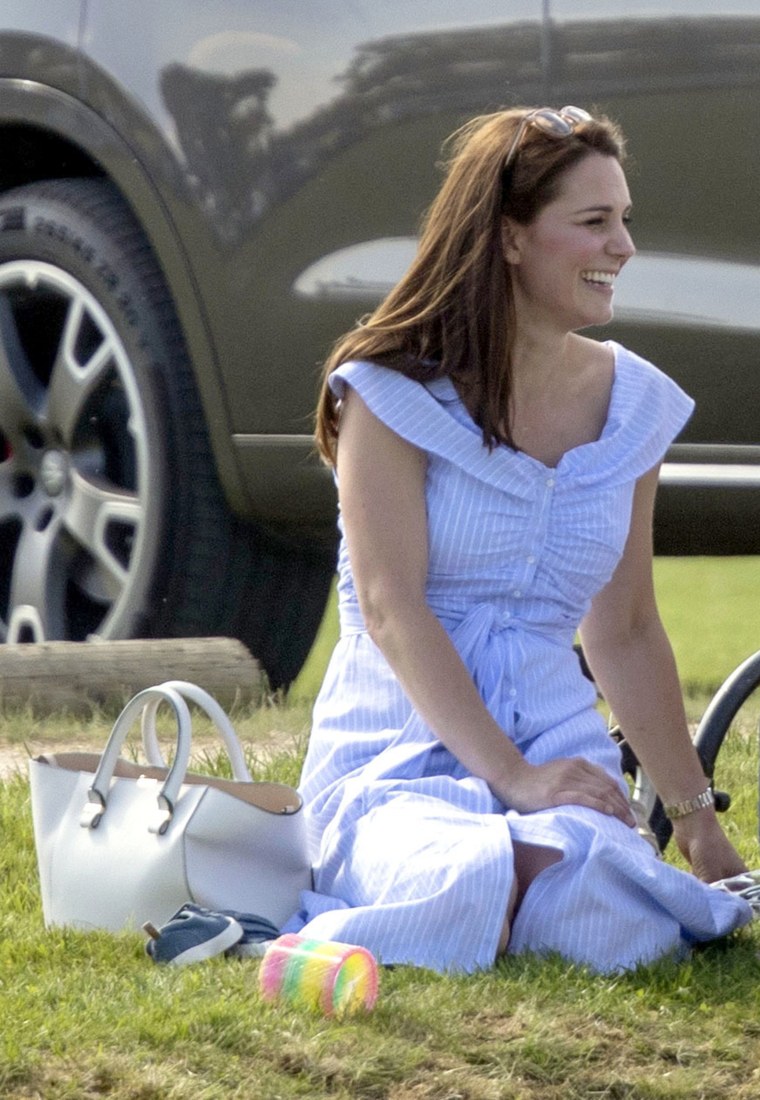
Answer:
[{"left": 287, "top": 341, "right": 752, "bottom": 973}]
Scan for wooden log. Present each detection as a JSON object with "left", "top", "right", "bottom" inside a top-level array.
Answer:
[{"left": 0, "top": 637, "right": 263, "bottom": 714}]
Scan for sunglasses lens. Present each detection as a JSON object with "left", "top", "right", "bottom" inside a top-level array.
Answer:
[
  {"left": 530, "top": 110, "right": 574, "bottom": 137},
  {"left": 504, "top": 106, "right": 592, "bottom": 172},
  {"left": 560, "top": 106, "right": 593, "bottom": 125}
]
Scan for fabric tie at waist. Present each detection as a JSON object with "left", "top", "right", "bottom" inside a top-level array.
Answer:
[
  {"left": 336, "top": 602, "right": 552, "bottom": 793},
  {"left": 443, "top": 603, "right": 519, "bottom": 717}
]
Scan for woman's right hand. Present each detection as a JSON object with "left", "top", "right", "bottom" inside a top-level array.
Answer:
[{"left": 493, "top": 756, "right": 637, "bottom": 827}]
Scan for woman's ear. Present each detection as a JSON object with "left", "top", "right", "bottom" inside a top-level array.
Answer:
[{"left": 501, "top": 218, "right": 522, "bottom": 264}]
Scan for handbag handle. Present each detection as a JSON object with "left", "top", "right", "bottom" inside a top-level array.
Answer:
[
  {"left": 81, "top": 685, "right": 193, "bottom": 835},
  {"left": 140, "top": 679, "right": 252, "bottom": 782}
]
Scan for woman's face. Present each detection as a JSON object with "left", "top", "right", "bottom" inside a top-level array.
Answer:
[{"left": 503, "top": 152, "right": 635, "bottom": 334}]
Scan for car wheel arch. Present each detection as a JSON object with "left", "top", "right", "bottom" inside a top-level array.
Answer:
[
  {"left": 0, "top": 175, "right": 334, "bottom": 685},
  {"left": 0, "top": 78, "right": 249, "bottom": 515}
]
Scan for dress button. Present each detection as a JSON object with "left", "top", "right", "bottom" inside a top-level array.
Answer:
[
  {"left": 546, "top": 477, "right": 555, "bottom": 488},
  {"left": 509, "top": 688, "right": 517, "bottom": 698},
  {"left": 512, "top": 588, "right": 522, "bottom": 598},
  {"left": 526, "top": 555, "right": 536, "bottom": 564}
]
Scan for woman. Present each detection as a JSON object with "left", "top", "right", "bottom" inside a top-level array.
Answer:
[{"left": 287, "top": 106, "right": 753, "bottom": 973}]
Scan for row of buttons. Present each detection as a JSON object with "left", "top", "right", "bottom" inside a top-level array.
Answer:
[
  {"left": 504, "top": 472, "right": 556, "bottom": 700},
  {"left": 519, "top": 477, "right": 553, "bottom": 583},
  {"left": 512, "top": 551, "right": 538, "bottom": 598}
]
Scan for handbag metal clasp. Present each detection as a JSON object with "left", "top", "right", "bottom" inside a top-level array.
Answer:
[
  {"left": 148, "top": 794, "right": 174, "bottom": 836},
  {"left": 80, "top": 789, "right": 106, "bottom": 829}
]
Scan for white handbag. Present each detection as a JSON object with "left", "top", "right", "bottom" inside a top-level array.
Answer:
[{"left": 29, "top": 680, "right": 312, "bottom": 932}]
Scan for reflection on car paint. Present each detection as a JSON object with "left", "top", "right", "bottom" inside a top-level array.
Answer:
[{"left": 294, "top": 242, "right": 760, "bottom": 333}]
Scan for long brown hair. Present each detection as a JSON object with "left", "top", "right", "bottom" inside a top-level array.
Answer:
[{"left": 315, "top": 106, "right": 626, "bottom": 465}]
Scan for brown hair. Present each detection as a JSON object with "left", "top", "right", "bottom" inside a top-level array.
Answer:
[{"left": 315, "top": 106, "right": 626, "bottom": 465}]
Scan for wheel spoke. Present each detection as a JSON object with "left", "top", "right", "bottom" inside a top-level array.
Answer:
[
  {"left": 45, "top": 297, "right": 117, "bottom": 445},
  {"left": 0, "top": 293, "right": 39, "bottom": 447},
  {"left": 0, "top": 229, "right": 158, "bottom": 646},
  {"left": 6, "top": 519, "right": 68, "bottom": 641},
  {"left": 65, "top": 467, "right": 140, "bottom": 595},
  {"left": 0, "top": 461, "right": 19, "bottom": 520}
]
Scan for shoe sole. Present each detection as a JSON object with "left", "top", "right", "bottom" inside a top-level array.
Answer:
[
  {"left": 225, "top": 938, "right": 275, "bottom": 959},
  {"left": 166, "top": 917, "right": 244, "bottom": 966}
]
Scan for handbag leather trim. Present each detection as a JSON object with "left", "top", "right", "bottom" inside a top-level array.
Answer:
[{"left": 33, "top": 752, "right": 302, "bottom": 814}]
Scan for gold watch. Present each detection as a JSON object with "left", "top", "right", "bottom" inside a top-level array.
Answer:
[{"left": 663, "top": 787, "right": 714, "bottom": 821}]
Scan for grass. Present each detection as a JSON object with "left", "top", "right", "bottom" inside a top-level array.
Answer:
[
  {"left": 1, "top": 555, "right": 760, "bottom": 1098},
  {"left": 653, "top": 557, "right": 760, "bottom": 698},
  {"left": 3, "top": 732, "right": 760, "bottom": 1099}
]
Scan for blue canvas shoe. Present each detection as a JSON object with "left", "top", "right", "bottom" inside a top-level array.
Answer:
[{"left": 143, "top": 904, "right": 244, "bottom": 965}]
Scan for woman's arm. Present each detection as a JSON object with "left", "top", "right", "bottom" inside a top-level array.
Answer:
[
  {"left": 337, "top": 386, "right": 635, "bottom": 824},
  {"left": 579, "top": 465, "right": 746, "bottom": 880}
]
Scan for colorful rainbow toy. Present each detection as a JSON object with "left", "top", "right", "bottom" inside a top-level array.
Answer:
[{"left": 259, "top": 933, "right": 379, "bottom": 1017}]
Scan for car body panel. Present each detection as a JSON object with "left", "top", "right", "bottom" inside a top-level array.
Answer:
[{"left": 0, "top": 1, "right": 758, "bottom": 549}]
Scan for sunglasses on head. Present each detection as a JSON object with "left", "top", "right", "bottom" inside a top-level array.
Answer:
[{"left": 503, "top": 105, "right": 593, "bottom": 172}]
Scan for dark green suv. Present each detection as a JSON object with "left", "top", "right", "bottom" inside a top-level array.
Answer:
[{"left": 0, "top": 2, "right": 757, "bottom": 684}]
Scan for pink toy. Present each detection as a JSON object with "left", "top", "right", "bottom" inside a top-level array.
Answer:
[{"left": 259, "top": 933, "right": 379, "bottom": 1017}]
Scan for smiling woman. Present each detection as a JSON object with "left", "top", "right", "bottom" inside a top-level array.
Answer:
[
  {"left": 283, "top": 104, "right": 754, "bottom": 977},
  {"left": 502, "top": 152, "right": 635, "bottom": 369}
]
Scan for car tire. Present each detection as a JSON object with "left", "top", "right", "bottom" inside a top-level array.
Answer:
[{"left": 0, "top": 177, "right": 333, "bottom": 687}]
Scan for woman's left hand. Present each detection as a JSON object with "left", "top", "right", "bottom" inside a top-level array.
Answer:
[{"left": 672, "top": 810, "right": 747, "bottom": 883}]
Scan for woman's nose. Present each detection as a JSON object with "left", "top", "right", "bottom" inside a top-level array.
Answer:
[{"left": 609, "top": 223, "right": 636, "bottom": 260}]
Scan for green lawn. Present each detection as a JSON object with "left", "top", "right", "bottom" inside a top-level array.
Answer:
[
  {"left": 2, "top": 730, "right": 760, "bottom": 1099},
  {"left": 653, "top": 557, "right": 759, "bottom": 695}
]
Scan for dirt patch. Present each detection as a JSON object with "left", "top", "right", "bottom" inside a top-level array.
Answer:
[
  {"left": 0, "top": 729, "right": 299, "bottom": 780},
  {"left": 0, "top": 741, "right": 90, "bottom": 780}
]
